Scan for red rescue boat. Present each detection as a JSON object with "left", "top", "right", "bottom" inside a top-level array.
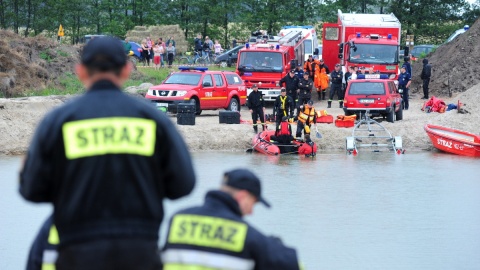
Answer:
[
  {"left": 424, "top": 124, "right": 480, "bottom": 157},
  {"left": 250, "top": 130, "right": 317, "bottom": 157}
]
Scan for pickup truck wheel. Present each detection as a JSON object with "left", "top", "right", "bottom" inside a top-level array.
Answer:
[
  {"left": 190, "top": 98, "right": 202, "bottom": 115},
  {"left": 227, "top": 98, "right": 240, "bottom": 112},
  {"left": 387, "top": 108, "right": 395, "bottom": 123},
  {"left": 395, "top": 105, "right": 403, "bottom": 121}
]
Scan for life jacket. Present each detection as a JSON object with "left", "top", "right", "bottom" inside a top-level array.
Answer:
[
  {"left": 298, "top": 107, "right": 315, "bottom": 124},
  {"left": 277, "top": 121, "right": 291, "bottom": 136},
  {"left": 316, "top": 109, "right": 328, "bottom": 118}
]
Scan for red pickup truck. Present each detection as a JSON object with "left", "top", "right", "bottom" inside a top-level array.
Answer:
[{"left": 145, "top": 67, "right": 246, "bottom": 114}]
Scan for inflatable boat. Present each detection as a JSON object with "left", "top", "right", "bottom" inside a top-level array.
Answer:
[{"left": 250, "top": 130, "right": 317, "bottom": 157}]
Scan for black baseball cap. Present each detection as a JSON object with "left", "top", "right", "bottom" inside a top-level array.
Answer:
[
  {"left": 81, "top": 36, "right": 127, "bottom": 71},
  {"left": 307, "top": 99, "right": 314, "bottom": 106},
  {"left": 223, "top": 169, "right": 271, "bottom": 208},
  {"left": 289, "top": 69, "right": 295, "bottom": 73},
  {"left": 252, "top": 84, "right": 258, "bottom": 88}
]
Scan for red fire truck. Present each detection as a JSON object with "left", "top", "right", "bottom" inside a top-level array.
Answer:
[
  {"left": 236, "top": 30, "right": 306, "bottom": 101},
  {"left": 322, "top": 10, "right": 401, "bottom": 79}
]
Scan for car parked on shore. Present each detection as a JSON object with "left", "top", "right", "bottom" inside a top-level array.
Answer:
[
  {"left": 343, "top": 74, "right": 403, "bottom": 123},
  {"left": 214, "top": 45, "right": 243, "bottom": 67},
  {"left": 410, "top": 45, "right": 436, "bottom": 61},
  {"left": 145, "top": 67, "right": 246, "bottom": 114}
]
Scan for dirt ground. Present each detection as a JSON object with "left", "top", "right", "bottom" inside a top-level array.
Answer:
[
  {"left": 1, "top": 87, "right": 479, "bottom": 155},
  {"left": 1, "top": 18, "right": 480, "bottom": 155}
]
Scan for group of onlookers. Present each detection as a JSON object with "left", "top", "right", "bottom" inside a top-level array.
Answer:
[{"left": 136, "top": 36, "right": 176, "bottom": 68}]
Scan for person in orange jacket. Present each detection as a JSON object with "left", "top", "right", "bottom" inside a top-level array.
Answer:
[{"left": 314, "top": 59, "right": 330, "bottom": 101}]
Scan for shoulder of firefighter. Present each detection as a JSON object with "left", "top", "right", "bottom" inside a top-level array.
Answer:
[{"left": 162, "top": 191, "right": 301, "bottom": 270}]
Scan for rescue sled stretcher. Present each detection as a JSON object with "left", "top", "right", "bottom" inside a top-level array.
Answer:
[{"left": 345, "top": 112, "right": 404, "bottom": 155}]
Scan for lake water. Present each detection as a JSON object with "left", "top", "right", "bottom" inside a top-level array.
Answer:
[{"left": 1, "top": 151, "right": 479, "bottom": 269}]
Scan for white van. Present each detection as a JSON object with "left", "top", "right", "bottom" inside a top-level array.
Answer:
[
  {"left": 446, "top": 25, "right": 469, "bottom": 43},
  {"left": 279, "top": 26, "right": 319, "bottom": 62}
]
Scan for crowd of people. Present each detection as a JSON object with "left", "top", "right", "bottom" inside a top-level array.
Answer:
[
  {"left": 122, "top": 34, "right": 229, "bottom": 69},
  {"left": 20, "top": 36, "right": 302, "bottom": 270}
]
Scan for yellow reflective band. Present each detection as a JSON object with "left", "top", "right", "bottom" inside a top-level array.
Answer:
[
  {"left": 62, "top": 117, "right": 156, "bottom": 159},
  {"left": 41, "top": 264, "right": 55, "bottom": 270},
  {"left": 168, "top": 214, "right": 247, "bottom": 252},
  {"left": 164, "top": 264, "right": 217, "bottom": 270},
  {"left": 48, "top": 225, "right": 59, "bottom": 245}
]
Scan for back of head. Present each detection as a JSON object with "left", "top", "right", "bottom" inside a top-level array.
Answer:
[
  {"left": 423, "top": 58, "right": 429, "bottom": 64},
  {"left": 81, "top": 36, "right": 127, "bottom": 75}
]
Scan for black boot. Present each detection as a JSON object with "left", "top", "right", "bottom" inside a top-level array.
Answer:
[
  {"left": 327, "top": 101, "right": 331, "bottom": 108},
  {"left": 253, "top": 126, "right": 258, "bottom": 133},
  {"left": 339, "top": 101, "right": 343, "bottom": 108},
  {"left": 322, "top": 91, "right": 326, "bottom": 100},
  {"left": 317, "top": 92, "right": 321, "bottom": 101}
]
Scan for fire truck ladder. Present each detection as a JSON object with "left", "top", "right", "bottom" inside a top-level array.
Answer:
[
  {"left": 278, "top": 30, "right": 302, "bottom": 46},
  {"left": 345, "top": 111, "right": 404, "bottom": 155}
]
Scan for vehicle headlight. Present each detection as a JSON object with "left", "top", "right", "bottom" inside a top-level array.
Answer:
[
  {"left": 389, "top": 74, "right": 396, "bottom": 79},
  {"left": 176, "top": 91, "right": 188, "bottom": 96}
]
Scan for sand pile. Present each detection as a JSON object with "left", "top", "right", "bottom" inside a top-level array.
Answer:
[
  {"left": 410, "top": 17, "right": 480, "bottom": 97},
  {"left": 0, "top": 30, "right": 80, "bottom": 97}
]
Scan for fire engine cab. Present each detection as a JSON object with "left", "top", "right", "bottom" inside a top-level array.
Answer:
[
  {"left": 323, "top": 10, "right": 401, "bottom": 80},
  {"left": 236, "top": 30, "right": 306, "bottom": 102}
]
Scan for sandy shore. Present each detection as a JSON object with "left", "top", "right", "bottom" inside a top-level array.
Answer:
[{"left": 1, "top": 88, "right": 479, "bottom": 156}]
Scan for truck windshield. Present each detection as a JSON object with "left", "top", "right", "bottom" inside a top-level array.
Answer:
[
  {"left": 238, "top": 52, "right": 283, "bottom": 72},
  {"left": 164, "top": 73, "right": 202, "bottom": 85},
  {"left": 349, "top": 44, "right": 398, "bottom": 64}
]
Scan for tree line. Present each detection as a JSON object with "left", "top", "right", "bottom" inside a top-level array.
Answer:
[{"left": 1, "top": 0, "right": 479, "bottom": 46}]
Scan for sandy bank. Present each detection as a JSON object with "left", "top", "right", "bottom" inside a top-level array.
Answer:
[{"left": 1, "top": 87, "right": 479, "bottom": 156}]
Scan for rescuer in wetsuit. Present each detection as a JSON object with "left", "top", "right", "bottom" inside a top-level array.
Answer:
[
  {"left": 162, "top": 169, "right": 302, "bottom": 270},
  {"left": 273, "top": 88, "right": 295, "bottom": 128},
  {"left": 247, "top": 84, "right": 266, "bottom": 133},
  {"left": 270, "top": 116, "right": 294, "bottom": 145},
  {"left": 19, "top": 36, "right": 196, "bottom": 269}
]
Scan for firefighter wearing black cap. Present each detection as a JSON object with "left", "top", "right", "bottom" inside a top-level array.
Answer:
[
  {"left": 273, "top": 88, "right": 295, "bottom": 128},
  {"left": 19, "top": 36, "right": 196, "bottom": 269},
  {"left": 328, "top": 63, "right": 344, "bottom": 108},
  {"left": 297, "top": 72, "right": 313, "bottom": 111},
  {"left": 162, "top": 169, "right": 302, "bottom": 270},
  {"left": 296, "top": 99, "right": 317, "bottom": 140},
  {"left": 279, "top": 69, "right": 299, "bottom": 108},
  {"left": 247, "top": 84, "right": 266, "bottom": 133}
]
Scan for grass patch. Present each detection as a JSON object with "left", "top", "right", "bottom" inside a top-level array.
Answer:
[
  {"left": 21, "top": 65, "right": 237, "bottom": 97},
  {"left": 39, "top": 51, "right": 52, "bottom": 62}
]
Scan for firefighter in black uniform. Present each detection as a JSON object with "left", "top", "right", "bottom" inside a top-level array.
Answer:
[
  {"left": 162, "top": 169, "right": 302, "bottom": 270},
  {"left": 329, "top": 63, "right": 344, "bottom": 108},
  {"left": 398, "top": 65, "right": 411, "bottom": 110},
  {"left": 279, "top": 69, "right": 299, "bottom": 108},
  {"left": 273, "top": 88, "right": 295, "bottom": 128},
  {"left": 19, "top": 36, "right": 196, "bottom": 270},
  {"left": 297, "top": 72, "right": 313, "bottom": 112},
  {"left": 247, "top": 84, "right": 266, "bottom": 133}
]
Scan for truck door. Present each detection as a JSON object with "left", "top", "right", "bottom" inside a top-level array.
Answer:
[
  {"left": 201, "top": 74, "right": 215, "bottom": 108},
  {"left": 212, "top": 74, "right": 228, "bottom": 107},
  {"left": 322, "top": 23, "right": 341, "bottom": 72}
]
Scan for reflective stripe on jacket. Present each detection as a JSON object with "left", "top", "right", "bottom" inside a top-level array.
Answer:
[{"left": 162, "top": 191, "right": 300, "bottom": 270}]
